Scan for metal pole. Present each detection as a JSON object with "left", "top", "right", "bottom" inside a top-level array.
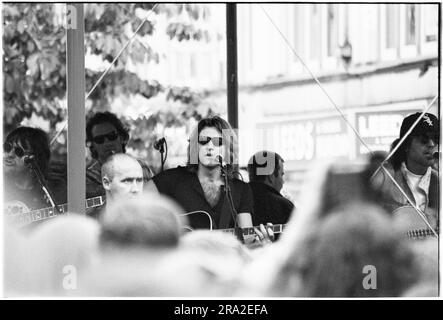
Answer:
[
  {"left": 226, "top": 3, "right": 238, "bottom": 129},
  {"left": 66, "top": 3, "right": 85, "bottom": 214}
]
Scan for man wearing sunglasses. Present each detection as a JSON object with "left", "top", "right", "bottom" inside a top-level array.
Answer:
[
  {"left": 372, "top": 112, "right": 439, "bottom": 228},
  {"left": 3, "top": 127, "right": 66, "bottom": 225},
  {"left": 85, "top": 112, "right": 153, "bottom": 199},
  {"left": 148, "top": 116, "right": 255, "bottom": 232}
]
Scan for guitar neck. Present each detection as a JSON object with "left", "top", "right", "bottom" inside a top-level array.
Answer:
[
  {"left": 221, "top": 224, "right": 286, "bottom": 236},
  {"left": 12, "top": 196, "right": 105, "bottom": 227},
  {"left": 406, "top": 228, "right": 439, "bottom": 240}
]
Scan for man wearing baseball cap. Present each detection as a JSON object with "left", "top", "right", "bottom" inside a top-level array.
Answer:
[{"left": 373, "top": 112, "right": 439, "bottom": 229}]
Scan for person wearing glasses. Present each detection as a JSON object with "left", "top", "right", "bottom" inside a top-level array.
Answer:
[
  {"left": 85, "top": 112, "right": 153, "bottom": 199},
  {"left": 3, "top": 127, "right": 66, "bottom": 226},
  {"left": 372, "top": 112, "right": 439, "bottom": 230},
  {"left": 147, "top": 116, "right": 255, "bottom": 232}
]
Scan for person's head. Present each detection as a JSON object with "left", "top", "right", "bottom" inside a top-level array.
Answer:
[
  {"left": 86, "top": 112, "right": 129, "bottom": 164},
  {"left": 248, "top": 151, "right": 285, "bottom": 192},
  {"left": 99, "top": 193, "right": 187, "bottom": 250},
  {"left": 390, "top": 113, "right": 439, "bottom": 173},
  {"left": 101, "top": 154, "right": 143, "bottom": 201},
  {"left": 3, "top": 127, "right": 50, "bottom": 177},
  {"left": 187, "top": 116, "right": 239, "bottom": 176},
  {"left": 277, "top": 203, "right": 419, "bottom": 297},
  {"left": 181, "top": 230, "right": 252, "bottom": 265},
  {"left": 24, "top": 215, "right": 100, "bottom": 296}
]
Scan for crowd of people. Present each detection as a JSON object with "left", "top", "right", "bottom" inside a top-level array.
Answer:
[{"left": 2, "top": 111, "right": 439, "bottom": 297}]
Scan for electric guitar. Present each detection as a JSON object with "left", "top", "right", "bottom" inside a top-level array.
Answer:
[
  {"left": 4, "top": 196, "right": 105, "bottom": 228},
  {"left": 393, "top": 205, "right": 439, "bottom": 240}
]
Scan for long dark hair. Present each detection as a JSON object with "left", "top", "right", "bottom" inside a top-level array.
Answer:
[
  {"left": 5, "top": 126, "right": 51, "bottom": 175},
  {"left": 389, "top": 137, "right": 412, "bottom": 170},
  {"left": 187, "top": 116, "right": 240, "bottom": 179}
]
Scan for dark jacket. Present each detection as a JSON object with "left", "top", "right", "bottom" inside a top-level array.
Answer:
[{"left": 249, "top": 181, "right": 294, "bottom": 226}]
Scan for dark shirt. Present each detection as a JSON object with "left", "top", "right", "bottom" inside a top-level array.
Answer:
[
  {"left": 3, "top": 176, "right": 67, "bottom": 231},
  {"left": 249, "top": 182, "right": 294, "bottom": 226},
  {"left": 153, "top": 166, "right": 254, "bottom": 230}
]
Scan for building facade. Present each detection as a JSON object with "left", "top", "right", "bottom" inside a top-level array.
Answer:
[{"left": 231, "top": 3, "right": 439, "bottom": 199}]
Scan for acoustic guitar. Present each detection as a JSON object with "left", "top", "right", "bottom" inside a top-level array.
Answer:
[
  {"left": 4, "top": 196, "right": 105, "bottom": 228},
  {"left": 182, "top": 211, "right": 286, "bottom": 237},
  {"left": 392, "top": 205, "right": 439, "bottom": 240}
]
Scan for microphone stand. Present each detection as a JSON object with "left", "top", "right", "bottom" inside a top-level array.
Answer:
[
  {"left": 159, "top": 142, "right": 165, "bottom": 172},
  {"left": 25, "top": 158, "right": 62, "bottom": 214},
  {"left": 220, "top": 165, "right": 245, "bottom": 243},
  {"left": 155, "top": 138, "right": 166, "bottom": 172}
]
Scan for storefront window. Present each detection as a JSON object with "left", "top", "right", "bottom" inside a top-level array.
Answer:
[
  {"left": 309, "top": 4, "right": 321, "bottom": 60},
  {"left": 405, "top": 4, "right": 416, "bottom": 45},
  {"left": 386, "top": 4, "right": 398, "bottom": 49},
  {"left": 327, "top": 4, "right": 338, "bottom": 57}
]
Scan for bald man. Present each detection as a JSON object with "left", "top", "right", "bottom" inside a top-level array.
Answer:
[
  {"left": 102, "top": 153, "right": 144, "bottom": 202},
  {"left": 88, "top": 154, "right": 144, "bottom": 220}
]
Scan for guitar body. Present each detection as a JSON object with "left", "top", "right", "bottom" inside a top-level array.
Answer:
[
  {"left": 393, "top": 206, "right": 438, "bottom": 239},
  {"left": 4, "top": 200, "right": 31, "bottom": 216}
]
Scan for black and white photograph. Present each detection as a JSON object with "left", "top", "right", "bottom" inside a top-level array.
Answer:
[{"left": 1, "top": 1, "right": 440, "bottom": 304}]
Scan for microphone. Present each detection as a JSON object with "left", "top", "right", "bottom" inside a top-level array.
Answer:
[
  {"left": 216, "top": 155, "right": 227, "bottom": 168},
  {"left": 154, "top": 137, "right": 166, "bottom": 150},
  {"left": 23, "top": 154, "right": 35, "bottom": 165}
]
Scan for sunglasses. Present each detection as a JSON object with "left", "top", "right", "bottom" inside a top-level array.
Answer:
[
  {"left": 416, "top": 134, "right": 439, "bottom": 145},
  {"left": 198, "top": 136, "right": 223, "bottom": 147},
  {"left": 3, "top": 142, "right": 26, "bottom": 158},
  {"left": 92, "top": 132, "right": 119, "bottom": 144}
]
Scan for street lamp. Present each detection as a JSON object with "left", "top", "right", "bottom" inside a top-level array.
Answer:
[{"left": 340, "top": 38, "right": 352, "bottom": 70}]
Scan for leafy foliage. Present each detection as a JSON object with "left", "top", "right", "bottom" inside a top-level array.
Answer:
[{"left": 3, "top": 3, "right": 221, "bottom": 167}]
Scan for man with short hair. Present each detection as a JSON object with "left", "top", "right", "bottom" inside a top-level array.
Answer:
[
  {"left": 88, "top": 153, "right": 144, "bottom": 220},
  {"left": 247, "top": 151, "right": 294, "bottom": 226},
  {"left": 85, "top": 111, "right": 153, "bottom": 198}
]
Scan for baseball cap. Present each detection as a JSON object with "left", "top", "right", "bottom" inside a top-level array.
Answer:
[{"left": 399, "top": 112, "right": 439, "bottom": 142}]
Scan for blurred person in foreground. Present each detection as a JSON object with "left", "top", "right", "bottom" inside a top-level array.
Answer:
[
  {"left": 87, "top": 153, "right": 144, "bottom": 220},
  {"left": 4, "top": 224, "right": 29, "bottom": 296},
  {"left": 270, "top": 203, "right": 419, "bottom": 297},
  {"left": 372, "top": 112, "right": 439, "bottom": 229},
  {"left": 237, "top": 157, "right": 415, "bottom": 297},
  {"left": 85, "top": 111, "right": 153, "bottom": 198},
  {"left": 247, "top": 151, "right": 294, "bottom": 226},
  {"left": 79, "top": 193, "right": 193, "bottom": 297},
  {"left": 9, "top": 215, "right": 100, "bottom": 296},
  {"left": 168, "top": 230, "right": 253, "bottom": 296},
  {"left": 3, "top": 127, "right": 66, "bottom": 230},
  {"left": 402, "top": 238, "right": 439, "bottom": 297}
]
